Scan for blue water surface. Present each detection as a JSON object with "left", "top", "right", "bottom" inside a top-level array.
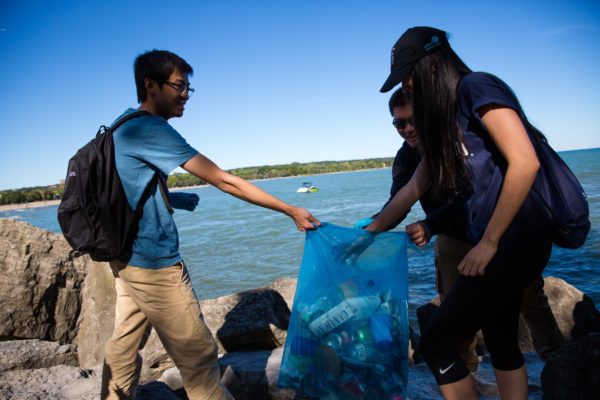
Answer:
[{"left": 1, "top": 149, "right": 599, "bottom": 326}]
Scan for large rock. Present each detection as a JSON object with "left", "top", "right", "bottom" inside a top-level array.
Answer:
[
  {"left": 543, "top": 277, "right": 597, "bottom": 342},
  {"left": 541, "top": 332, "right": 600, "bottom": 399},
  {"left": 0, "top": 219, "right": 88, "bottom": 344},
  {"left": 149, "top": 348, "right": 296, "bottom": 400},
  {"left": 202, "top": 284, "right": 292, "bottom": 354},
  {"left": 219, "top": 348, "right": 295, "bottom": 400},
  {"left": 0, "top": 339, "right": 77, "bottom": 372},
  {"left": 75, "top": 261, "right": 116, "bottom": 367},
  {"left": 268, "top": 277, "right": 297, "bottom": 311},
  {"left": 141, "top": 284, "right": 294, "bottom": 380},
  {"left": 0, "top": 363, "right": 102, "bottom": 400},
  {"left": 0, "top": 219, "right": 295, "bottom": 370}
]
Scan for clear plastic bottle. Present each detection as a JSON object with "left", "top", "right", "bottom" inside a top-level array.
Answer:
[
  {"left": 298, "top": 279, "right": 365, "bottom": 325},
  {"left": 370, "top": 301, "right": 393, "bottom": 352},
  {"left": 308, "top": 295, "right": 381, "bottom": 337}
]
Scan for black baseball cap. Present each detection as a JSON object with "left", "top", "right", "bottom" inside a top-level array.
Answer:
[{"left": 380, "top": 26, "right": 449, "bottom": 93}]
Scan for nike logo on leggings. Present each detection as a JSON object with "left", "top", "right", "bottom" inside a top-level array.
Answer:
[{"left": 439, "top": 362, "right": 456, "bottom": 375}]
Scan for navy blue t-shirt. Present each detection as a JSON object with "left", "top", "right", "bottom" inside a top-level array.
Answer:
[{"left": 457, "top": 72, "right": 548, "bottom": 249}]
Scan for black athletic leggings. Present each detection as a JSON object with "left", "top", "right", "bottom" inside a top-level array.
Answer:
[{"left": 419, "top": 238, "right": 552, "bottom": 385}]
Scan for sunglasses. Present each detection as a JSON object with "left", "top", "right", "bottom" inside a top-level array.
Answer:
[
  {"left": 392, "top": 116, "right": 414, "bottom": 130},
  {"left": 163, "top": 81, "right": 195, "bottom": 97}
]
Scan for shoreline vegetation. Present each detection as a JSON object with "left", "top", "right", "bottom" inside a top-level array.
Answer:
[{"left": 0, "top": 157, "right": 393, "bottom": 212}]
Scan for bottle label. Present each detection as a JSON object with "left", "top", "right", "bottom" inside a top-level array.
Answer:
[{"left": 309, "top": 301, "right": 356, "bottom": 336}]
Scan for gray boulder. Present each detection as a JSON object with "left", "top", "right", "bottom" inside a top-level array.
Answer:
[
  {"left": 541, "top": 331, "right": 600, "bottom": 399},
  {"left": 149, "top": 348, "right": 295, "bottom": 400},
  {"left": 543, "top": 276, "right": 595, "bottom": 342},
  {"left": 0, "top": 363, "right": 101, "bottom": 400},
  {"left": 219, "top": 348, "right": 295, "bottom": 400},
  {"left": 75, "top": 260, "right": 116, "bottom": 367},
  {"left": 0, "top": 339, "right": 77, "bottom": 372},
  {"left": 140, "top": 283, "right": 294, "bottom": 380},
  {"left": 268, "top": 276, "right": 297, "bottom": 310},
  {"left": 540, "top": 292, "right": 600, "bottom": 399},
  {"left": 213, "top": 288, "right": 290, "bottom": 352},
  {"left": 0, "top": 219, "right": 88, "bottom": 344}
]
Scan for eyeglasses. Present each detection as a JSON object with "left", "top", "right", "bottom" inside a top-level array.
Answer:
[
  {"left": 163, "top": 81, "right": 195, "bottom": 97},
  {"left": 392, "top": 116, "right": 414, "bottom": 130}
]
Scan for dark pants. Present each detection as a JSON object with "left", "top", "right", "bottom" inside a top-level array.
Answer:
[{"left": 424, "top": 236, "right": 557, "bottom": 385}]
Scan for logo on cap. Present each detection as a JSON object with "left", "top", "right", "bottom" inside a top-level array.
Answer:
[
  {"left": 424, "top": 35, "right": 441, "bottom": 52},
  {"left": 391, "top": 47, "right": 396, "bottom": 67}
]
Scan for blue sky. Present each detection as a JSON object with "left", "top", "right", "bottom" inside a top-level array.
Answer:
[{"left": 1, "top": 0, "right": 599, "bottom": 190}]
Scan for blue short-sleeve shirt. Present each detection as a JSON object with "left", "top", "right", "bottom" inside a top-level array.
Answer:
[{"left": 113, "top": 108, "right": 199, "bottom": 268}]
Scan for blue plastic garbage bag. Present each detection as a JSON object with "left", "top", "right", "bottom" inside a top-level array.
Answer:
[{"left": 278, "top": 222, "right": 409, "bottom": 399}]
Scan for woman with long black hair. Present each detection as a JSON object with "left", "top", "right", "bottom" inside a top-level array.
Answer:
[{"left": 369, "top": 27, "right": 555, "bottom": 399}]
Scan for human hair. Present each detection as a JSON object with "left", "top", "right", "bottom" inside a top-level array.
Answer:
[
  {"left": 134, "top": 50, "right": 194, "bottom": 103},
  {"left": 388, "top": 88, "right": 412, "bottom": 116},
  {"left": 411, "top": 45, "right": 472, "bottom": 196}
]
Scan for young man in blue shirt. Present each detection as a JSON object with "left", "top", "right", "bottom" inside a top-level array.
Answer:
[{"left": 101, "top": 50, "right": 319, "bottom": 400}]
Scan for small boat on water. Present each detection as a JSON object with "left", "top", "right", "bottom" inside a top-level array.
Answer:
[{"left": 297, "top": 182, "right": 318, "bottom": 193}]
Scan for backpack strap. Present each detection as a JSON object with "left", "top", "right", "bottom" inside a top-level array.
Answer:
[
  {"left": 157, "top": 174, "right": 174, "bottom": 214},
  {"left": 110, "top": 110, "right": 152, "bottom": 131},
  {"left": 97, "top": 110, "right": 153, "bottom": 137}
]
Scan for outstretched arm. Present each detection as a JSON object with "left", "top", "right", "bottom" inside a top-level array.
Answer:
[
  {"left": 182, "top": 153, "right": 320, "bottom": 231},
  {"left": 367, "top": 161, "right": 429, "bottom": 233},
  {"left": 458, "top": 106, "right": 539, "bottom": 276}
]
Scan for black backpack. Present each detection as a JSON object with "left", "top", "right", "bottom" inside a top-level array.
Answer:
[{"left": 57, "top": 111, "right": 154, "bottom": 261}]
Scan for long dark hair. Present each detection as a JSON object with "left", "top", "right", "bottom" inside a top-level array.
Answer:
[{"left": 411, "top": 46, "right": 471, "bottom": 196}]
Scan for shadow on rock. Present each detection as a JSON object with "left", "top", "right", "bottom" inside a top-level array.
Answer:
[
  {"left": 217, "top": 288, "right": 290, "bottom": 353},
  {"left": 541, "top": 295, "right": 600, "bottom": 399}
]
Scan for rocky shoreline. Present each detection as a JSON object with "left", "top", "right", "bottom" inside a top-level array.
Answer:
[{"left": 0, "top": 218, "right": 599, "bottom": 399}]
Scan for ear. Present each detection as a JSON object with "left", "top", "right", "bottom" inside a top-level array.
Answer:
[{"left": 145, "top": 77, "right": 158, "bottom": 97}]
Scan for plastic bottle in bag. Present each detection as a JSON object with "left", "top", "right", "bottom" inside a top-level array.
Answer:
[
  {"left": 373, "top": 363, "right": 405, "bottom": 395},
  {"left": 308, "top": 295, "right": 381, "bottom": 337},
  {"left": 339, "top": 372, "right": 368, "bottom": 399},
  {"left": 344, "top": 343, "right": 393, "bottom": 368},
  {"left": 298, "top": 279, "right": 364, "bottom": 324},
  {"left": 370, "top": 302, "right": 393, "bottom": 352}
]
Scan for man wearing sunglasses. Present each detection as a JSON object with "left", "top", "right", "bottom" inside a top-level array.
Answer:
[
  {"left": 101, "top": 50, "right": 319, "bottom": 400},
  {"left": 355, "top": 87, "right": 564, "bottom": 373}
]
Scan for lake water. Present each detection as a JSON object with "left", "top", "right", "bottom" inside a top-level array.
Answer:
[
  {"left": 2, "top": 149, "right": 599, "bottom": 398},
  {"left": 1, "top": 148, "right": 599, "bottom": 328}
]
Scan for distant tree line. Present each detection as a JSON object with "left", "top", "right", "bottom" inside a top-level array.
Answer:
[
  {"left": 0, "top": 185, "right": 64, "bottom": 206},
  {"left": 166, "top": 158, "right": 393, "bottom": 187},
  {"left": 0, "top": 158, "right": 393, "bottom": 205}
]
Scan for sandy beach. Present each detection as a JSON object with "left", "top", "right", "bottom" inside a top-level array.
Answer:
[{"left": 0, "top": 199, "right": 60, "bottom": 212}]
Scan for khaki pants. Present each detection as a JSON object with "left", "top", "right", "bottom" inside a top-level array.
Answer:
[
  {"left": 100, "top": 261, "right": 234, "bottom": 400},
  {"left": 434, "top": 235, "right": 563, "bottom": 368}
]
